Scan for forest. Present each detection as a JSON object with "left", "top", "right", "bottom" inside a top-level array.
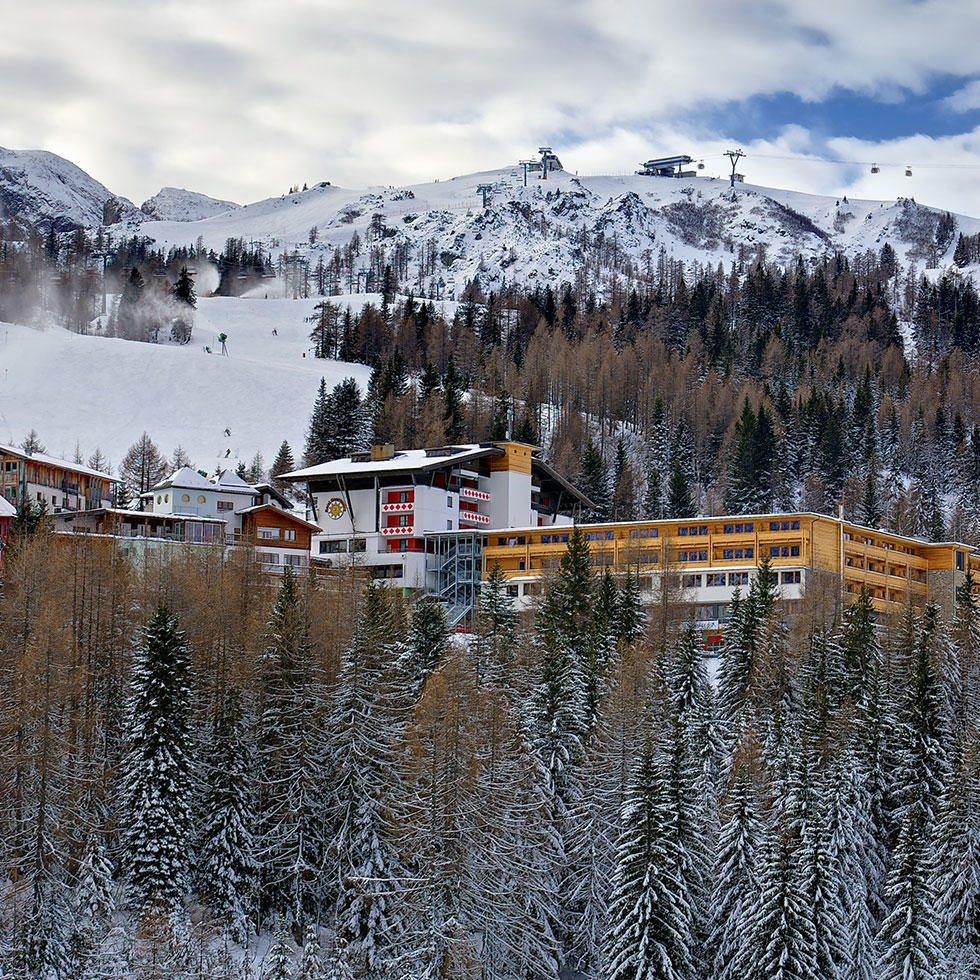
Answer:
[{"left": 1, "top": 503, "right": 979, "bottom": 979}]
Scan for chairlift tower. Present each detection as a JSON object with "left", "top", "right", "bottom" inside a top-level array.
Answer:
[
  {"left": 519, "top": 159, "right": 538, "bottom": 187},
  {"left": 477, "top": 183, "right": 494, "bottom": 208},
  {"left": 725, "top": 148, "right": 745, "bottom": 188}
]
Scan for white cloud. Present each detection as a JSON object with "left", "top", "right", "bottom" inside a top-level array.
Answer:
[
  {"left": 1, "top": 0, "right": 979, "bottom": 213},
  {"left": 945, "top": 79, "right": 980, "bottom": 112}
]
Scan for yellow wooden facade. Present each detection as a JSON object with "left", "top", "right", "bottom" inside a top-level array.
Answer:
[{"left": 481, "top": 513, "right": 978, "bottom": 618}]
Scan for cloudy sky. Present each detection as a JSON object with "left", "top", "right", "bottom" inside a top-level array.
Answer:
[{"left": 3, "top": 0, "right": 980, "bottom": 213}]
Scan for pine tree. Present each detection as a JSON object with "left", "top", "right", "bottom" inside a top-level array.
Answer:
[
  {"left": 296, "top": 924, "right": 323, "bottom": 980},
  {"left": 122, "top": 606, "right": 194, "bottom": 915},
  {"left": 330, "top": 584, "right": 408, "bottom": 976},
  {"left": 405, "top": 597, "right": 448, "bottom": 696},
  {"left": 197, "top": 691, "right": 256, "bottom": 942},
  {"left": 666, "top": 458, "right": 695, "bottom": 519},
  {"left": 606, "top": 744, "right": 694, "bottom": 980},
  {"left": 271, "top": 441, "right": 296, "bottom": 491},
  {"left": 264, "top": 932, "right": 294, "bottom": 980},
  {"left": 442, "top": 356, "right": 465, "bottom": 443},
  {"left": 256, "top": 569, "right": 326, "bottom": 938},
  {"left": 305, "top": 378, "right": 333, "bottom": 467},
  {"left": 580, "top": 438, "right": 610, "bottom": 521},
  {"left": 172, "top": 266, "right": 196, "bottom": 307}
]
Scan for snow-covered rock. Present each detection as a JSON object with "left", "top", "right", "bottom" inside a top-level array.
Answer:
[
  {"left": 140, "top": 186, "right": 240, "bottom": 222},
  {"left": 0, "top": 146, "right": 140, "bottom": 232}
]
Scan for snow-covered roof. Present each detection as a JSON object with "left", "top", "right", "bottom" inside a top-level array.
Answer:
[
  {"left": 283, "top": 444, "right": 497, "bottom": 481},
  {"left": 151, "top": 466, "right": 215, "bottom": 492},
  {"left": 55, "top": 506, "right": 226, "bottom": 524},
  {"left": 0, "top": 496, "right": 16, "bottom": 518},
  {"left": 0, "top": 443, "right": 117, "bottom": 482},
  {"left": 217, "top": 469, "right": 255, "bottom": 490}
]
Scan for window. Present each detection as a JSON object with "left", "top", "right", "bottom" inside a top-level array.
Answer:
[
  {"left": 699, "top": 526, "right": 708, "bottom": 536},
  {"left": 651, "top": 528, "right": 658, "bottom": 538},
  {"left": 506, "top": 585, "right": 519, "bottom": 597},
  {"left": 724, "top": 548, "right": 734, "bottom": 559},
  {"left": 198, "top": 495, "right": 206, "bottom": 504},
  {"left": 724, "top": 524, "right": 734, "bottom": 534},
  {"left": 447, "top": 496, "right": 452, "bottom": 507},
  {"left": 541, "top": 534, "right": 551, "bottom": 543},
  {"left": 560, "top": 534, "right": 569, "bottom": 543},
  {"left": 734, "top": 523, "right": 742, "bottom": 533},
  {"left": 706, "top": 573, "right": 726, "bottom": 586},
  {"left": 159, "top": 495, "right": 164, "bottom": 504},
  {"left": 729, "top": 571, "right": 749, "bottom": 586},
  {"left": 217, "top": 500, "right": 234, "bottom": 511},
  {"left": 447, "top": 520, "right": 452, "bottom": 529},
  {"left": 284, "top": 554, "right": 307, "bottom": 567},
  {"left": 698, "top": 550, "right": 707, "bottom": 561},
  {"left": 781, "top": 521, "right": 790, "bottom": 531},
  {"left": 319, "top": 540, "right": 346, "bottom": 554},
  {"left": 781, "top": 570, "right": 801, "bottom": 584},
  {"left": 745, "top": 547, "right": 754, "bottom": 558},
  {"left": 181, "top": 493, "right": 189, "bottom": 503},
  {"left": 519, "top": 559, "right": 526, "bottom": 570},
  {"left": 771, "top": 546, "right": 780, "bottom": 557},
  {"left": 770, "top": 521, "right": 780, "bottom": 531},
  {"left": 258, "top": 526, "right": 280, "bottom": 539},
  {"left": 689, "top": 526, "right": 699, "bottom": 536},
  {"left": 257, "top": 551, "right": 279, "bottom": 564},
  {"left": 397, "top": 515, "right": 411, "bottom": 526},
  {"left": 791, "top": 545, "right": 800, "bottom": 557},
  {"left": 497, "top": 537, "right": 507, "bottom": 546},
  {"left": 284, "top": 529, "right": 296, "bottom": 541},
  {"left": 350, "top": 538, "right": 366, "bottom": 552},
  {"left": 791, "top": 520, "right": 800, "bottom": 530},
  {"left": 586, "top": 532, "right": 596, "bottom": 541},
  {"left": 957, "top": 550, "right": 965, "bottom": 571},
  {"left": 679, "top": 551, "right": 688, "bottom": 562},
  {"left": 678, "top": 527, "right": 688, "bottom": 536},
  {"left": 517, "top": 536, "right": 526, "bottom": 545},
  {"left": 781, "top": 547, "right": 789, "bottom": 557},
  {"left": 682, "top": 574, "right": 702, "bottom": 588}
]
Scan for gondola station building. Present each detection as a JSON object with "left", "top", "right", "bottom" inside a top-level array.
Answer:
[{"left": 286, "top": 441, "right": 980, "bottom": 632}]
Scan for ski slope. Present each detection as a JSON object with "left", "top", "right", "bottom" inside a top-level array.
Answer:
[{"left": 0, "top": 295, "right": 381, "bottom": 475}]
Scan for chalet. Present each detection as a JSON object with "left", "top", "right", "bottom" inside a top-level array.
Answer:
[
  {"left": 238, "top": 503, "right": 320, "bottom": 572},
  {"left": 0, "top": 444, "right": 117, "bottom": 512}
]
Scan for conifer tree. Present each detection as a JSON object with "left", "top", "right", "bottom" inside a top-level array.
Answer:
[
  {"left": 122, "top": 606, "right": 194, "bottom": 915},
  {"left": 264, "top": 931, "right": 294, "bottom": 980},
  {"left": 405, "top": 597, "right": 448, "bottom": 696},
  {"left": 666, "top": 458, "right": 695, "bottom": 519},
  {"left": 197, "top": 691, "right": 256, "bottom": 942},
  {"left": 330, "top": 584, "right": 408, "bottom": 976},
  {"left": 442, "top": 356, "right": 465, "bottom": 442},
  {"left": 304, "top": 378, "right": 333, "bottom": 467},
  {"left": 255, "top": 569, "right": 326, "bottom": 937},
  {"left": 472, "top": 561, "right": 517, "bottom": 683},
  {"left": 271, "top": 440, "right": 296, "bottom": 491},
  {"left": 580, "top": 438, "right": 610, "bottom": 521},
  {"left": 606, "top": 744, "right": 694, "bottom": 980}
]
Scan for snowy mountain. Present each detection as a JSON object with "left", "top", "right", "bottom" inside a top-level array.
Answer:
[
  {"left": 140, "top": 186, "right": 240, "bottom": 222},
  {"left": 0, "top": 146, "right": 141, "bottom": 233},
  {"left": 136, "top": 167, "right": 980, "bottom": 298}
]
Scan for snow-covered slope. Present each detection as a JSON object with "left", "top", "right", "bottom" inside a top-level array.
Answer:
[
  {"left": 0, "top": 146, "right": 141, "bottom": 232},
  {"left": 0, "top": 295, "right": 380, "bottom": 472},
  {"left": 140, "top": 186, "right": 240, "bottom": 222},
  {"left": 137, "top": 168, "right": 980, "bottom": 298}
]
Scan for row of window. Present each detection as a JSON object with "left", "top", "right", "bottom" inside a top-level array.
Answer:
[
  {"left": 586, "top": 531, "right": 616, "bottom": 541},
  {"left": 678, "top": 525, "right": 709, "bottom": 537},
  {"left": 769, "top": 520, "right": 801, "bottom": 531},
  {"left": 722, "top": 522, "right": 755, "bottom": 534},
  {"left": 678, "top": 550, "right": 708, "bottom": 562},
  {"left": 770, "top": 545, "right": 801, "bottom": 558},
  {"left": 681, "top": 570, "right": 799, "bottom": 589},
  {"left": 319, "top": 537, "right": 367, "bottom": 554},
  {"left": 722, "top": 547, "right": 755, "bottom": 560},
  {"left": 257, "top": 526, "right": 297, "bottom": 541},
  {"left": 256, "top": 552, "right": 308, "bottom": 566}
]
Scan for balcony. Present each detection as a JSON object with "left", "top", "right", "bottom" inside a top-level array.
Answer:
[
  {"left": 381, "top": 525, "right": 415, "bottom": 537},
  {"left": 460, "top": 486, "right": 490, "bottom": 502},
  {"left": 381, "top": 501, "right": 414, "bottom": 513},
  {"left": 459, "top": 511, "right": 490, "bottom": 526}
]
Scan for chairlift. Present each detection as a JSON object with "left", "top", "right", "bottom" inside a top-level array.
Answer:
[
  {"left": 697, "top": 161, "right": 705, "bottom": 170},
  {"left": 870, "top": 163, "right": 880, "bottom": 174},
  {"left": 905, "top": 166, "right": 913, "bottom": 177}
]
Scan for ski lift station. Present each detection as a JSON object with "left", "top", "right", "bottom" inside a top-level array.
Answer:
[{"left": 637, "top": 155, "right": 704, "bottom": 178}]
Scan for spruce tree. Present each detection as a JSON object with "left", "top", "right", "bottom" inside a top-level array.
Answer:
[
  {"left": 305, "top": 378, "right": 333, "bottom": 467},
  {"left": 442, "top": 356, "right": 465, "bottom": 443},
  {"left": 122, "top": 606, "right": 194, "bottom": 915},
  {"left": 666, "top": 458, "right": 695, "bottom": 519},
  {"left": 197, "top": 691, "right": 256, "bottom": 942},
  {"left": 271, "top": 440, "right": 296, "bottom": 490},
  {"left": 580, "top": 438, "right": 610, "bottom": 521},
  {"left": 606, "top": 744, "right": 694, "bottom": 980},
  {"left": 405, "top": 598, "right": 448, "bottom": 696}
]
